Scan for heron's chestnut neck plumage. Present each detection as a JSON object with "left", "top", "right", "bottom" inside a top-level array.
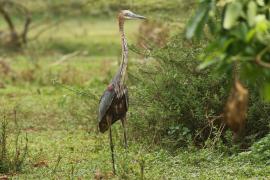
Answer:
[
  {"left": 111, "top": 13, "right": 128, "bottom": 91},
  {"left": 118, "top": 14, "right": 125, "bottom": 32},
  {"left": 119, "top": 14, "right": 128, "bottom": 80}
]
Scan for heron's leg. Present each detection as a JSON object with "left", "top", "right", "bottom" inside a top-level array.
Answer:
[
  {"left": 121, "top": 116, "right": 127, "bottom": 149},
  {"left": 107, "top": 115, "right": 116, "bottom": 174}
]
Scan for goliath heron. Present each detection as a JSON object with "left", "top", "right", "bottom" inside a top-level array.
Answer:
[{"left": 98, "top": 10, "right": 146, "bottom": 174}]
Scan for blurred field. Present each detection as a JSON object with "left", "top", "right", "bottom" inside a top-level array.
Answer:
[{"left": 0, "top": 1, "right": 269, "bottom": 179}]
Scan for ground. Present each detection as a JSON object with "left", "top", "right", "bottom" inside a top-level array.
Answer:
[{"left": 0, "top": 17, "right": 269, "bottom": 179}]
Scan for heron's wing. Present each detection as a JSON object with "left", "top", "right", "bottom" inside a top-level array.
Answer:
[{"left": 98, "top": 90, "right": 116, "bottom": 122}]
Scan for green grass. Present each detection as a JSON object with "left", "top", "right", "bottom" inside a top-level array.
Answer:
[
  {"left": 0, "top": 15, "right": 269, "bottom": 179},
  {"left": 10, "top": 133, "right": 270, "bottom": 179}
]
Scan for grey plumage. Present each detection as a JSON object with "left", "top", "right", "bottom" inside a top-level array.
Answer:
[{"left": 98, "top": 87, "right": 129, "bottom": 133}]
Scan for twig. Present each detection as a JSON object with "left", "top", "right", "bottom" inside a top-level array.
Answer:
[
  {"left": 194, "top": 109, "right": 223, "bottom": 144},
  {"left": 140, "top": 68, "right": 169, "bottom": 109},
  {"left": 53, "top": 80, "right": 99, "bottom": 100},
  {"left": 255, "top": 47, "right": 270, "bottom": 68},
  {"left": 29, "top": 17, "right": 65, "bottom": 41},
  {"left": 50, "top": 51, "right": 82, "bottom": 66}
]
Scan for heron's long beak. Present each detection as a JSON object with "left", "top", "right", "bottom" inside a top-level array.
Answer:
[{"left": 131, "top": 13, "right": 146, "bottom": 19}]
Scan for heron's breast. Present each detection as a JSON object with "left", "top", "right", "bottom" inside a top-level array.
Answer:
[{"left": 107, "top": 84, "right": 114, "bottom": 91}]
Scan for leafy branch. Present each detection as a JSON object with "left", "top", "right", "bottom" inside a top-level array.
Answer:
[{"left": 186, "top": 0, "right": 270, "bottom": 100}]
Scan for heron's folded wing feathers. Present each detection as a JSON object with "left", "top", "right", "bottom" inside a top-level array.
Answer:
[{"left": 98, "top": 90, "right": 116, "bottom": 122}]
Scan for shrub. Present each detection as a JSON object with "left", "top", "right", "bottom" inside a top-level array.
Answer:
[
  {"left": 129, "top": 33, "right": 229, "bottom": 148},
  {"left": 129, "top": 31, "right": 270, "bottom": 149}
]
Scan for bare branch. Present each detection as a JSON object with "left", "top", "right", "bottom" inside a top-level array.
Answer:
[
  {"left": 21, "top": 15, "right": 31, "bottom": 44},
  {"left": 0, "top": 1, "right": 32, "bottom": 47},
  {"left": 0, "top": 5, "right": 15, "bottom": 33},
  {"left": 50, "top": 51, "right": 83, "bottom": 66}
]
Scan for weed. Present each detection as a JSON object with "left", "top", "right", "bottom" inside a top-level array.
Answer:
[{"left": 0, "top": 109, "right": 28, "bottom": 174}]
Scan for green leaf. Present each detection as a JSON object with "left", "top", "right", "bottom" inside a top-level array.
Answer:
[
  {"left": 223, "top": 2, "right": 243, "bottom": 29},
  {"left": 263, "top": 84, "right": 270, "bottom": 101},
  {"left": 207, "top": 17, "right": 218, "bottom": 34},
  {"left": 230, "top": 22, "right": 248, "bottom": 41},
  {"left": 256, "top": 0, "right": 265, "bottom": 6},
  {"left": 246, "top": 29, "right": 256, "bottom": 42},
  {"left": 197, "top": 59, "right": 217, "bottom": 70},
  {"left": 186, "top": 2, "right": 210, "bottom": 39},
  {"left": 247, "top": 1, "right": 257, "bottom": 26},
  {"left": 198, "top": 54, "right": 225, "bottom": 70}
]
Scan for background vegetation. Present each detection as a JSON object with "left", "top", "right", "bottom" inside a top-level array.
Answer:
[{"left": 0, "top": 0, "right": 269, "bottom": 179}]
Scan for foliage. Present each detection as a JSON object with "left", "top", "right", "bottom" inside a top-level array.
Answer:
[
  {"left": 239, "top": 133, "right": 270, "bottom": 165},
  {"left": 129, "top": 33, "right": 229, "bottom": 147},
  {"left": 248, "top": 133, "right": 270, "bottom": 163},
  {"left": 246, "top": 91, "right": 270, "bottom": 139},
  {"left": 186, "top": 0, "right": 270, "bottom": 100}
]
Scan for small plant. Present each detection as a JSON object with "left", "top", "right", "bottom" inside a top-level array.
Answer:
[
  {"left": 0, "top": 110, "right": 28, "bottom": 173},
  {"left": 51, "top": 154, "right": 62, "bottom": 174},
  {"left": 138, "top": 154, "right": 145, "bottom": 180}
]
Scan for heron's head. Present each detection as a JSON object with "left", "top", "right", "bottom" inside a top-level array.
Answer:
[{"left": 119, "top": 10, "right": 146, "bottom": 20}]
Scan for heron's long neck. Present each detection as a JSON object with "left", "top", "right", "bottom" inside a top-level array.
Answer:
[{"left": 112, "top": 19, "right": 128, "bottom": 85}]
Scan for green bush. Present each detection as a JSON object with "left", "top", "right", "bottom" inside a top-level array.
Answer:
[
  {"left": 129, "top": 33, "right": 229, "bottom": 148},
  {"left": 129, "top": 31, "right": 270, "bottom": 149}
]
